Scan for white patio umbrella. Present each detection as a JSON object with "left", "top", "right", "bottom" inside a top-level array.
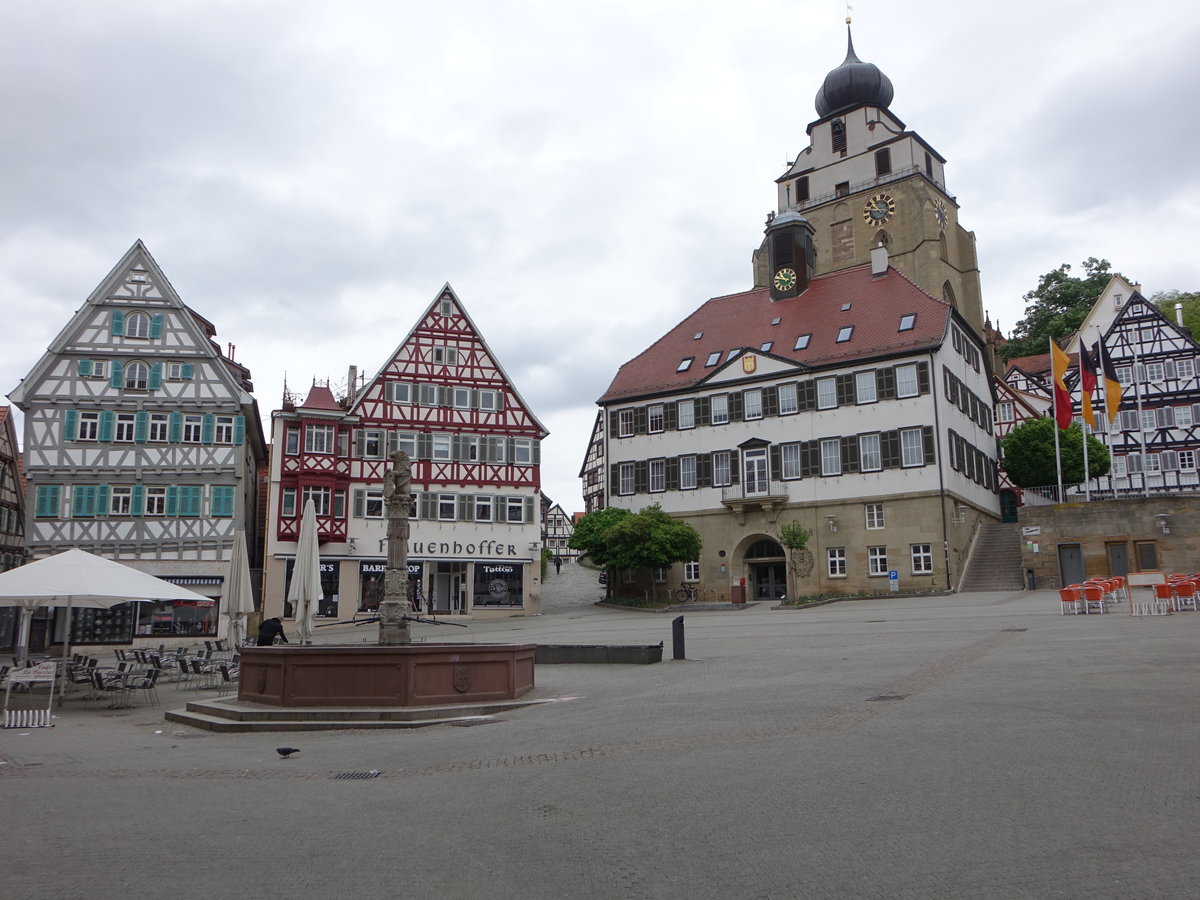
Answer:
[
  {"left": 220, "top": 530, "right": 255, "bottom": 650},
  {"left": 287, "top": 498, "right": 321, "bottom": 644},
  {"left": 0, "top": 548, "right": 215, "bottom": 662}
]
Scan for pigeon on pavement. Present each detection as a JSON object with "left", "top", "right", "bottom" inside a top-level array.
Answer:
[{"left": 276, "top": 747, "right": 301, "bottom": 759}]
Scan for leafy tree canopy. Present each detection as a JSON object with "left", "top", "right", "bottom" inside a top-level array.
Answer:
[
  {"left": 569, "top": 504, "right": 701, "bottom": 573},
  {"left": 1152, "top": 290, "right": 1200, "bottom": 340},
  {"left": 1001, "top": 258, "right": 1116, "bottom": 362},
  {"left": 1000, "top": 416, "right": 1110, "bottom": 487}
]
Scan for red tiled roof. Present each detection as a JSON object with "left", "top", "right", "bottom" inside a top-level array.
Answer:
[
  {"left": 599, "top": 264, "right": 952, "bottom": 403},
  {"left": 299, "top": 384, "right": 342, "bottom": 411}
]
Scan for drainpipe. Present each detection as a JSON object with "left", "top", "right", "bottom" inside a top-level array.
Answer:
[{"left": 930, "top": 350, "right": 953, "bottom": 591}]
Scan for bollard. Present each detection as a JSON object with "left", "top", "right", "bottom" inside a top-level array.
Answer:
[{"left": 672, "top": 615, "right": 685, "bottom": 660}]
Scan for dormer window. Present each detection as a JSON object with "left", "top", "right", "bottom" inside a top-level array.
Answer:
[
  {"left": 898, "top": 314, "right": 916, "bottom": 331},
  {"left": 837, "top": 326, "right": 854, "bottom": 343}
]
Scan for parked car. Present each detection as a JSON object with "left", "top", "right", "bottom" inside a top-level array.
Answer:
[{"left": 598, "top": 571, "right": 607, "bottom": 585}]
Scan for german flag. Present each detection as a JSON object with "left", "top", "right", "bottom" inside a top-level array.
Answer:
[
  {"left": 1077, "top": 342, "right": 1097, "bottom": 429},
  {"left": 1093, "top": 340, "right": 1122, "bottom": 425},
  {"left": 1050, "top": 340, "right": 1072, "bottom": 430}
]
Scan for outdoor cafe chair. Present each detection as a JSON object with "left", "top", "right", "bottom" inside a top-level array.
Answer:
[
  {"left": 1153, "top": 583, "right": 1176, "bottom": 613},
  {"left": 216, "top": 664, "right": 239, "bottom": 697},
  {"left": 89, "top": 669, "right": 133, "bottom": 709},
  {"left": 1059, "top": 587, "right": 1083, "bottom": 615},
  {"left": 129, "top": 668, "right": 161, "bottom": 707},
  {"left": 1172, "top": 581, "right": 1198, "bottom": 612},
  {"left": 1080, "top": 583, "right": 1106, "bottom": 614}
]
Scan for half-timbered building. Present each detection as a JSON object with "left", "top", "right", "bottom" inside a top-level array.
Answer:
[
  {"left": 6, "top": 241, "right": 268, "bottom": 650},
  {"left": 0, "top": 406, "right": 28, "bottom": 652},
  {"left": 263, "top": 285, "right": 548, "bottom": 621},
  {"left": 543, "top": 501, "right": 577, "bottom": 561}
]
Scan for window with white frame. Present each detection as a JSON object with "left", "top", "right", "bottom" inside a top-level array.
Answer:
[
  {"left": 684, "top": 560, "right": 700, "bottom": 581},
  {"left": 478, "top": 390, "right": 499, "bottom": 411},
  {"left": 146, "top": 486, "right": 168, "bottom": 516},
  {"left": 305, "top": 424, "right": 334, "bottom": 454},
  {"left": 1116, "top": 365, "right": 1133, "bottom": 385},
  {"left": 432, "top": 434, "right": 452, "bottom": 460},
  {"left": 1178, "top": 358, "right": 1196, "bottom": 379},
  {"left": 1111, "top": 455, "right": 1127, "bottom": 476},
  {"left": 896, "top": 364, "right": 919, "bottom": 398},
  {"left": 868, "top": 546, "right": 888, "bottom": 576},
  {"left": 125, "top": 312, "right": 151, "bottom": 339},
  {"left": 618, "top": 409, "right": 635, "bottom": 437},
  {"left": 827, "top": 547, "right": 846, "bottom": 577},
  {"left": 363, "top": 490, "right": 384, "bottom": 518},
  {"left": 214, "top": 416, "right": 235, "bottom": 444},
  {"left": 865, "top": 503, "right": 884, "bottom": 529},
  {"left": 1145, "top": 361, "right": 1165, "bottom": 382},
  {"left": 713, "top": 451, "right": 731, "bottom": 486},
  {"left": 302, "top": 486, "right": 331, "bottom": 516},
  {"left": 819, "top": 438, "right": 840, "bottom": 475},
  {"left": 285, "top": 426, "right": 300, "bottom": 455},
  {"left": 900, "top": 428, "right": 924, "bottom": 467},
  {"left": 997, "top": 401, "right": 1014, "bottom": 423},
  {"left": 711, "top": 394, "right": 729, "bottom": 424},
  {"left": 619, "top": 462, "right": 635, "bottom": 495},
  {"left": 859, "top": 433, "right": 882, "bottom": 471},
  {"left": 91, "top": 360, "right": 109, "bottom": 378},
  {"left": 744, "top": 390, "right": 762, "bottom": 420},
  {"left": 648, "top": 405, "right": 664, "bottom": 433},
  {"left": 649, "top": 459, "right": 665, "bottom": 492},
  {"left": 513, "top": 439, "right": 533, "bottom": 464},
  {"left": 437, "top": 493, "right": 456, "bottom": 520},
  {"left": 1144, "top": 453, "right": 1161, "bottom": 472},
  {"left": 389, "top": 382, "right": 413, "bottom": 404},
  {"left": 817, "top": 377, "right": 836, "bottom": 410},
  {"left": 680, "top": 455, "right": 697, "bottom": 489},
  {"left": 453, "top": 387, "right": 472, "bottom": 409},
  {"left": 114, "top": 413, "right": 136, "bottom": 442},
  {"left": 506, "top": 496, "right": 526, "bottom": 523},
  {"left": 432, "top": 345, "right": 458, "bottom": 366},
  {"left": 911, "top": 543, "right": 933, "bottom": 575},
  {"left": 124, "top": 361, "right": 149, "bottom": 390},
  {"left": 148, "top": 413, "right": 169, "bottom": 442},
  {"left": 622, "top": 569, "right": 635, "bottom": 584},
  {"left": 1176, "top": 405, "right": 1194, "bottom": 427},
  {"left": 781, "top": 443, "right": 801, "bottom": 479},
  {"left": 183, "top": 415, "right": 204, "bottom": 443},
  {"left": 778, "top": 383, "right": 798, "bottom": 415},
  {"left": 359, "top": 429, "right": 385, "bottom": 458},
  {"left": 1140, "top": 409, "right": 1157, "bottom": 433},
  {"left": 110, "top": 486, "right": 132, "bottom": 516},
  {"left": 653, "top": 567, "right": 667, "bottom": 584},
  {"left": 678, "top": 399, "right": 695, "bottom": 430},
  {"left": 1180, "top": 450, "right": 1196, "bottom": 470},
  {"left": 77, "top": 412, "right": 99, "bottom": 441},
  {"left": 855, "top": 371, "right": 877, "bottom": 404},
  {"left": 393, "top": 431, "right": 416, "bottom": 458},
  {"left": 475, "top": 495, "right": 493, "bottom": 522},
  {"left": 461, "top": 435, "right": 482, "bottom": 462}
]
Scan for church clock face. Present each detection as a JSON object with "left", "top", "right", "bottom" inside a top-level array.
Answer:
[
  {"left": 863, "top": 193, "right": 896, "bottom": 226},
  {"left": 773, "top": 267, "right": 798, "bottom": 291},
  {"left": 933, "top": 199, "right": 948, "bottom": 229}
]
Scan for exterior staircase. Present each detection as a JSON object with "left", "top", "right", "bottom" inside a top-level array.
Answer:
[{"left": 959, "top": 521, "right": 1026, "bottom": 592}]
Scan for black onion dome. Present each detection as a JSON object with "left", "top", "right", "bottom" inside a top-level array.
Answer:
[{"left": 814, "top": 25, "right": 894, "bottom": 118}]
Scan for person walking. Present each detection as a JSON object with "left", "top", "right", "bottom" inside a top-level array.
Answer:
[{"left": 554, "top": 556, "right": 562, "bottom": 575}]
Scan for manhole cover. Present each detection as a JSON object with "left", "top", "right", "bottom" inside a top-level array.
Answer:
[
  {"left": 866, "top": 693, "right": 909, "bottom": 702},
  {"left": 333, "top": 770, "right": 380, "bottom": 780},
  {"left": 450, "top": 718, "right": 498, "bottom": 727},
  {"left": 1002, "top": 628, "right": 1027, "bottom": 632}
]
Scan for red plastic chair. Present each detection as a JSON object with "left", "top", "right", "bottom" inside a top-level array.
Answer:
[
  {"left": 1058, "top": 587, "right": 1083, "bottom": 615},
  {"left": 1172, "top": 581, "right": 1198, "bottom": 612},
  {"left": 1080, "top": 583, "right": 1106, "bottom": 614},
  {"left": 1153, "top": 582, "right": 1175, "bottom": 613}
]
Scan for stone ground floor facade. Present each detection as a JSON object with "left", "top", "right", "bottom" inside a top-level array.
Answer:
[{"left": 613, "top": 490, "right": 993, "bottom": 601}]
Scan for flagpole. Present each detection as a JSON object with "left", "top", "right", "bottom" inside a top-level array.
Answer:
[
  {"left": 1129, "top": 329, "right": 1150, "bottom": 499},
  {"left": 1051, "top": 337, "right": 1065, "bottom": 501},
  {"left": 1082, "top": 419, "right": 1091, "bottom": 502},
  {"left": 1053, "top": 413, "right": 1064, "bottom": 501}
]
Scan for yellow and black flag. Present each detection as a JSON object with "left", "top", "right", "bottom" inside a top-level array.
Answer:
[
  {"left": 1077, "top": 342, "right": 1097, "bottom": 428},
  {"left": 1093, "top": 340, "right": 1122, "bottom": 425}
]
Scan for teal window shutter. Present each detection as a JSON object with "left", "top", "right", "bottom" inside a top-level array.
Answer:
[
  {"left": 233, "top": 415, "right": 246, "bottom": 445},
  {"left": 95, "top": 485, "right": 109, "bottom": 518},
  {"left": 150, "top": 313, "right": 164, "bottom": 338},
  {"left": 134, "top": 410, "right": 148, "bottom": 443},
  {"left": 98, "top": 410, "right": 115, "bottom": 442},
  {"left": 212, "top": 486, "right": 235, "bottom": 517},
  {"left": 131, "top": 484, "right": 145, "bottom": 517},
  {"left": 110, "top": 310, "right": 125, "bottom": 336},
  {"left": 72, "top": 486, "right": 95, "bottom": 517},
  {"left": 181, "top": 363, "right": 194, "bottom": 380},
  {"left": 110, "top": 361, "right": 124, "bottom": 389},
  {"left": 168, "top": 412, "right": 182, "bottom": 443},
  {"left": 35, "top": 485, "right": 61, "bottom": 518},
  {"left": 182, "top": 486, "right": 201, "bottom": 517},
  {"left": 148, "top": 363, "right": 162, "bottom": 390},
  {"left": 77, "top": 359, "right": 93, "bottom": 377},
  {"left": 63, "top": 409, "right": 78, "bottom": 441},
  {"left": 202, "top": 414, "right": 215, "bottom": 445},
  {"left": 166, "top": 486, "right": 179, "bottom": 517}
]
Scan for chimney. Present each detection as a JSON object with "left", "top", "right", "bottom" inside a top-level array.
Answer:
[
  {"left": 347, "top": 365, "right": 358, "bottom": 393},
  {"left": 1176, "top": 303, "right": 1185, "bottom": 327},
  {"left": 870, "top": 242, "right": 888, "bottom": 277}
]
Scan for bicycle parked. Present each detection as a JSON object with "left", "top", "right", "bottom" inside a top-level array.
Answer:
[{"left": 674, "top": 582, "right": 698, "bottom": 603}]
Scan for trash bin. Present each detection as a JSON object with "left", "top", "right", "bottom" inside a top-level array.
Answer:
[
  {"left": 1026, "top": 569, "right": 1036, "bottom": 591},
  {"left": 731, "top": 584, "right": 746, "bottom": 604}
]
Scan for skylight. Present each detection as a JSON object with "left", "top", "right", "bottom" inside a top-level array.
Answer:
[
  {"left": 770, "top": 317, "right": 781, "bottom": 326},
  {"left": 705, "top": 351, "right": 721, "bottom": 367},
  {"left": 836, "top": 325, "right": 853, "bottom": 342},
  {"left": 794, "top": 334, "right": 811, "bottom": 350},
  {"left": 693, "top": 332, "right": 703, "bottom": 340},
  {"left": 726, "top": 349, "right": 739, "bottom": 362},
  {"left": 840, "top": 303, "right": 852, "bottom": 311},
  {"left": 760, "top": 341, "right": 773, "bottom": 353},
  {"left": 677, "top": 357, "right": 694, "bottom": 372},
  {"left": 898, "top": 314, "right": 916, "bottom": 331}
]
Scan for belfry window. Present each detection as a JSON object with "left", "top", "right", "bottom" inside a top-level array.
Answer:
[
  {"left": 875, "top": 148, "right": 891, "bottom": 177},
  {"left": 831, "top": 119, "right": 846, "bottom": 154}
]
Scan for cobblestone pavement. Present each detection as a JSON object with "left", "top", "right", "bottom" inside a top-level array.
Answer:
[
  {"left": 540, "top": 555, "right": 607, "bottom": 609},
  {"left": 3, "top": 589, "right": 1199, "bottom": 898}
]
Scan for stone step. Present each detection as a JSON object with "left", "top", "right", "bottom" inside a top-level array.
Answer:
[{"left": 163, "top": 709, "right": 482, "bottom": 733}]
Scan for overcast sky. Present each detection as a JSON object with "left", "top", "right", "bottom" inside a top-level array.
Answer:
[{"left": 3, "top": 0, "right": 1199, "bottom": 514}]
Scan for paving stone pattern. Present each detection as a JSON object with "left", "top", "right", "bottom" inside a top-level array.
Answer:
[{"left": 3, "top": 577, "right": 1199, "bottom": 898}]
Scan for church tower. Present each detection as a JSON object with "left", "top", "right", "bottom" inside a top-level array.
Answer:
[{"left": 753, "top": 22, "right": 985, "bottom": 334}]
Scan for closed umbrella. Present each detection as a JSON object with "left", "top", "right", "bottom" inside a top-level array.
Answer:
[
  {"left": 221, "top": 530, "right": 255, "bottom": 650},
  {"left": 287, "top": 498, "right": 321, "bottom": 644}
]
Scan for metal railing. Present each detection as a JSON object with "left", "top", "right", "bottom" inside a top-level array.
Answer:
[
  {"left": 720, "top": 480, "right": 790, "bottom": 503},
  {"left": 1022, "top": 471, "right": 1200, "bottom": 504}
]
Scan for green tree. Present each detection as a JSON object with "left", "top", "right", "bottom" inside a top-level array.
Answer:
[
  {"left": 1152, "top": 290, "right": 1200, "bottom": 338},
  {"left": 1001, "top": 258, "right": 1116, "bottom": 362},
  {"left": 1000, "top": 416, "right": 1110, "bottom": 487},
  {"left": 568, "top": 506, "right": 631, "bottom": 570},
  {"left": 569, "top": 505, "right": 701, "bottom": 590}
]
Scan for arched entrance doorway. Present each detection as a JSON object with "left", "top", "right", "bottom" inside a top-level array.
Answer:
[{"left": 745, "top": 538, "right": 787, "bottom": 601}]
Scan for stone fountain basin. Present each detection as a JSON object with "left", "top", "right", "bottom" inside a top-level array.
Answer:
[{"left": 237, "top": 643, "right": 535, "bottom": 707}]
